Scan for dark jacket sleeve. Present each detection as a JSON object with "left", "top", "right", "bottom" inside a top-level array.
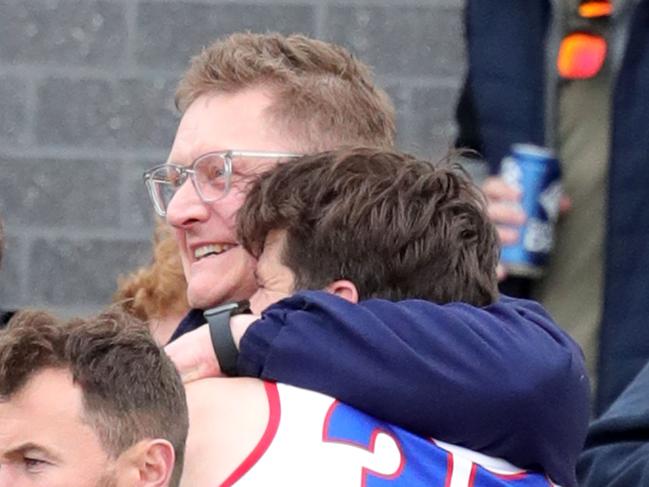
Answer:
[
  {"left": 238, "top": 291, "right": 589, "bottom": 487},
  {"left": 578, "top": 361, "right": 649, "bottom": 486}
]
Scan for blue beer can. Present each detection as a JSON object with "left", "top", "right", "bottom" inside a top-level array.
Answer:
[{"left": 499, "top": 144, "right": 562, "bottom": 278}]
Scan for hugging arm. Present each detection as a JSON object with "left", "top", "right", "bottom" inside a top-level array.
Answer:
[{"left": 237, "top": 291, "right": 589, "bottom": 487}]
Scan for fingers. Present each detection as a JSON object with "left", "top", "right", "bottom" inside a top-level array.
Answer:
[
  {"left": 497, "top": 225, "right": 520, "bottom": 246},
  {"left": 482, "top": 177, "right": 526, "bottom": 244},
  {"left": 496, "top": 263, "right": 508, "bottom": 282},
  {"left": 179, "top": 366, "right": 204, "bottom": 384},
  {"left": 164, "top": 324, "right": 221, "bottom": 381},
  {"left": 164, "top": 340, "right": 187, "bottom": 369},
  {"left": 488, "top": 202, "right": 526, "bottom": 228},
  {"left": 482, "top": 176, "right": 522, "bottom": 202},
  {"left": 560, "top": 194, "right": 572, "bottom": 214},
  {"left": 179, "top": 361, "right": 220, "bottom": 384}
]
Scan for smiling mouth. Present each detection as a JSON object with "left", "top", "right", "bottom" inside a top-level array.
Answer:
[{"left": 194, "top": 244, "right": 234, "bottom": 260}]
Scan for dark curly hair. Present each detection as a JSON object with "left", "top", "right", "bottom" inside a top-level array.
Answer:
[{"left": 237, "top": 147, "right": 499, "bottom": 306}]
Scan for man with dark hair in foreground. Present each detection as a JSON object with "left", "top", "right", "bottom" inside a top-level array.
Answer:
[
  {"left": 0, "top": 309, "right": 188, "bottom": 487},
  {"left": 180, "top": 147, "right": 577, "bottom": 486}
]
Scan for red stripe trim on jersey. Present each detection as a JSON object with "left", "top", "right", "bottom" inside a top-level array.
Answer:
[
  {"left": 321, "top": 399, "right": 341, "bottom": 441},
  {"left": 444, "top": 453, "right": 454, "bottom": 487},
  {"left": 468, "top": 463, "right": 478, "bottom": 486},
  {"left": 468, "top": 463, "right": 539, "bottom": 486},
  {"left": 220, "top": 381, "right": 281, "bottom": 486},
  {"left": 491, "top": 470, "right": 527, "bottom": 480}
]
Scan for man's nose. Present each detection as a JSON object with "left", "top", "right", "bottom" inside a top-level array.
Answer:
[{"left": 166, "top": 179, "right": 210, "bottom": 228}]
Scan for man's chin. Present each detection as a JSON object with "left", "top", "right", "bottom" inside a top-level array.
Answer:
[
  {"left": 186, "top": 281, "right": 253, "bottom": 311},
  {"left": 185, "top": 252, "right": 258, "bottom": 309},
  {"left": 187, "top": 288, "right": 225, "bottom": 310}
]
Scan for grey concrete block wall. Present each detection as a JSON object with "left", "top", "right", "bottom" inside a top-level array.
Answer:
[{"left": 0, "top": 0, "right": 467, "bottom": 317}]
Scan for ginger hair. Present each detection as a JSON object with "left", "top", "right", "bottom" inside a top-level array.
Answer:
[
  {"left": 238, "top": 147, "right": 499, "bottom": 306},
  {"left": 114, "top": 221, "right": 188, "bottom": 322},
  {"left": 175, "top": 32, "right": 395, "bottom": 152}
]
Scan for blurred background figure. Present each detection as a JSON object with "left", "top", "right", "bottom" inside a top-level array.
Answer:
[
  {"left": 578, "top": 358, "right": 649, "bottom": 485},
  {"left": 455, "top": 0, "right": 649, "bottom": 414},
  {"left": 114, "top": 220, "right": 189, "bottom": 344}
]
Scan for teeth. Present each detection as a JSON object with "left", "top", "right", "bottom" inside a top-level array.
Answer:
[{"left": 194, "top": 244, "right": 233, "bottom": 259}]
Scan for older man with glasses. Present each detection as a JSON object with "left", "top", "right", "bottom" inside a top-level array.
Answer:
[{"left": 141, "top": 32, "right": 589, "bottom": 486}]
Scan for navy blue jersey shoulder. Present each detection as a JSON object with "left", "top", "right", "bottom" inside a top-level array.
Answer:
[{"left": 237, "top": 291, "right": 589, "bottom": 487}]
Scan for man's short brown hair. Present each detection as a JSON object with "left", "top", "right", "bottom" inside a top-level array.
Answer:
[
  {"left": 176, "top": 32, "right": 395, "bottom": 152},
  {"left": 0, "top": 309, "right": 188, "bottom": 487},
  {"left": 238, "top": 147, "right": 499, "bottom": 306}
]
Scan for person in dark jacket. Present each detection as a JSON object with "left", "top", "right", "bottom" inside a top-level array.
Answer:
[
  {"left": 146, "top": 32, "right": 588, "bottom": 485},
  {"left": 578, "top": 359, "right": 649, "bottom": 486},
  {"left": 455, "top": 0, "right": 649, "bottom": 414}
]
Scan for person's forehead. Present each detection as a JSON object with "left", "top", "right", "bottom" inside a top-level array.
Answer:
[
  {"left": 168, "top": 89, "right": 299, "bottom": 167},
  {"left": 0, "top": 368, "right": 99, "bottom": 458}
]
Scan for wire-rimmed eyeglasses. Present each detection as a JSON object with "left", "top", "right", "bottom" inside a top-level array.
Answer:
[{"left": 143, "top": 150, "right": 300, "bottom": 217}]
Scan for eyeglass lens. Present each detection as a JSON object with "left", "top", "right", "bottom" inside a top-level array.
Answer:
[
  {"left": 149, "top": 153, "right": 230, "bottom": 214},
  {"left": 193, "top": 153, "right": 229, "bottom": 200}
]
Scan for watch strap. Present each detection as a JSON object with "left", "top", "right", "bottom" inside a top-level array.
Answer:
[{"left": 204, "top": 300, "right": 250, "bottom": 377}]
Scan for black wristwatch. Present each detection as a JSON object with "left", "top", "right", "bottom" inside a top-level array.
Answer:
[{"left": 204, "top": 299, "right": 250, "bottom": 377}]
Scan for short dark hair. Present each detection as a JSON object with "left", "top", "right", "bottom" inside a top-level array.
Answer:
[
  {"left": 237, "top": 147, "right": 499, "bottom": 306},
  {"left": 0, "top": 309, "right": 188, "bottom": 487}
]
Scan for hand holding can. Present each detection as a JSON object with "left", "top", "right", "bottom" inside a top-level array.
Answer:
[
  {"left": 482, "top": 176, "right": 527, "bottom": 246},
  {"left": 498, "top": 144, "right": 562, "bottom": 278}
]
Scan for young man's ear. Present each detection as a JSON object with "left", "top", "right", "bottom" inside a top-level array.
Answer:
[
  {"left": 324, "top": 279, "right": 359, "bottom": 304},
  {"left": 118, "top": 439, "right": 176, "bottom": 487}
]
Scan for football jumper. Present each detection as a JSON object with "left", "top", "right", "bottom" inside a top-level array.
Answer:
[{"left": 223, "top": 382, "right": 559, "bottom": 487}]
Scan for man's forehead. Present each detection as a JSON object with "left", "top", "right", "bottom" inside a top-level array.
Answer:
[
  {"left": 167, "top": 89, "right": 297, "bottom": 166},
  {"left": 0, "top": 369, "right": 85, "bottom": 457},
  {"left": 1, "top": 368, "right": 84, "bottom": 421}
]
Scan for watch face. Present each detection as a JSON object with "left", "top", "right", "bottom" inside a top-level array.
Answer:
[
  {"left": 233, "top": 299, "right": 251, "bottom": 315},
  {"left": 204, "top": 299, "right": 250, "bottom": 318}
]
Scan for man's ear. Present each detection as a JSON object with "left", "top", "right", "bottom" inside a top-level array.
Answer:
[
  {"left": 119, "top": 439, "right": 176, "bottom": 487},
  {"left": 324, "top": 279, "right": 359, "bottom": 304}
]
